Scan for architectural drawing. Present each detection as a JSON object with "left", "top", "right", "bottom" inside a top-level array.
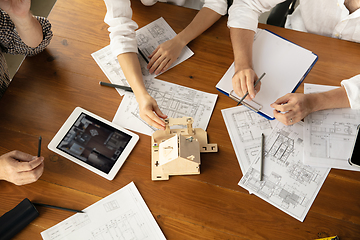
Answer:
[
  {"left": 303, "top": 83, "right": 360, "bottom": 171},
  {"left": 221, "top": 106, "right": 277, "bottom": 173},
  {"left": 238, "top": 122, "right": 330, "bottom": 222},
  {"left": 90, "top": 210, "right": 148, "bottom": 240},
  {"left": 113, "top": 78, "right": 217, "bottom": 136},
  {"left": 41, "top": 182, "right": 166, "bottom": 240},
  {"left": 91, "top": 45, "right": 151, "bottom": 96},
  {"left": 91, "top": 17, "right": 193, "bottom": 96}
]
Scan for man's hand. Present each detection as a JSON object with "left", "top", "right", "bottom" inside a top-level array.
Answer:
[
  {"left": 271, "top": 93, "right": 313, "bottom": 125},
  {"left": 232, "top": 68, "right": 260, "bottom": 100},
  {"left": 0, "top": 150, "right": 44, "bottom": 185}
]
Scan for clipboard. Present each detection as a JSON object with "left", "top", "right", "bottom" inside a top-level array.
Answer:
[{"left": 216, "top": 29, "right": 318, "bottom": 120}]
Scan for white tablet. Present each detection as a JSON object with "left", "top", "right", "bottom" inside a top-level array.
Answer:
[{"left": 48, "top": 107, "right": 139, "bottom": 180}]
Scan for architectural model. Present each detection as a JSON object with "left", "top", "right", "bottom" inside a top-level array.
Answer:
[{"left": 151, "top": 117, "right": 217, "bottom": 180}]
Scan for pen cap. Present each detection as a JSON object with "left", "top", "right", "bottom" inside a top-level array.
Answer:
[{"left": 0, "top": 198, "right": 39, "bottom": 240}]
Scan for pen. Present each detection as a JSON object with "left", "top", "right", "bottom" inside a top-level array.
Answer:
[
  {"left": 32, "top": 202, "right": 83, "bottom": 213},
  {"left": 138, "top": 48, "right": 149, "bottom": 64},
  {"left": 37, "top": 136, "right": 42, "bottom": 157},
  {"left": 260, "top": 133, "right": 264, "bottom": 181},
  {"left": 237, "top": 72, "right": 266, "bottom": 106},
  {"left": 99, "top": 81, "right": 133, "bottom": 92}
]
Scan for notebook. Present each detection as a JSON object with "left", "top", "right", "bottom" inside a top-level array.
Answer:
[{"left": 216, "top": 29, "right": 318, "bottom": 120}]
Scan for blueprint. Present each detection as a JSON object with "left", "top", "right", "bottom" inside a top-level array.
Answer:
[
  {"left": 221, "top": 106, "right": 278, "bottom": 174},
  {"left": 91, "top": 17, "right": 193, "bottom": 96},
  {"left": 113, "top": 78, "right": 218, "bottom": 136},
  {"left": 41, "top": 182, "right": 166, "bottom": 240},
  {"left": 238, "top": 121, "right": 330, "bottom": 222},
  {"left": 303, "top": 83, "right": 360, "bottom": 171}
]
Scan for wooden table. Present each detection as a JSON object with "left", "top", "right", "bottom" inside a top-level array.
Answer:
[{"left": 1, "top": 0, "right": 360, "bottom": 239}]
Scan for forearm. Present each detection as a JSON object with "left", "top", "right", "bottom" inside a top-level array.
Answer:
[
  {"left": 230, "top": 27, "right": 255, "bottom": 72},
  {"left": 174, "top": 7, "right": 222, "bottom": 47},
  {"left": 11, "top": 12, "right": 43, "bottom": 48},
  {"left": 308, "top": 87, "right": 350, "bottom": 113},
  {"left": 117, "top": 52, "right": 148, "bottom": 97}
]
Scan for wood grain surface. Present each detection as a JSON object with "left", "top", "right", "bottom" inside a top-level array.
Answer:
[{"left": 0, "top": 0, "right": 359, "bottom": 239}]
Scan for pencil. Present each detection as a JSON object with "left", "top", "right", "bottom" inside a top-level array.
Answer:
[
  {"left": 260, "top": 133, "right": 264, "bottom": 181},
  {"left": 237, "top": 72, "right": 266, "bottom": 106},
  {"left": 99, "top": 81, "right": 133, "bottom": 92},
  {"left": 138, "top": 48, "right": 149, "bottom": 64},
  {"left": 32, "top": 202, "right": 83, "bottom": 213},
  {"left": 37, "top": 136, "right": 42, "bottom": 157}
]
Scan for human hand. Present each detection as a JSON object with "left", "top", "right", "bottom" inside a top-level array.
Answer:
[
  {"left": 232, "top": 68, "right": 260, "bottom": 100},
  {"left": 0, "top": 0, "right": 31, "bottom": 19},
  {"left": 147, "top": 37, "right": 185, "bottom": 75},
  {"left": 137, "top": 94, "right": 168, "bottom": 130},
  {"left": 0, "top": 150, "right": 44, "bottom": 186},
  {"left": 271, "top": 93, "right": 313, "bottom": 125}
]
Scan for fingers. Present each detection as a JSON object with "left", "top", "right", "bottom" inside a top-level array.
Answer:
[
  {"left": 232, "top": 69, "right": 258, "bottom": 100},
  {"left": 8, "top": 150, "right": 34, "bottom": 162},
  {"left": 147, "top": 52, "right": 172, "bottom": 75},
  {"left": 273, "top": 109, "right": 296, "bottom": 126},
  {"left": 16, "top": 156, "right": 44, "bottom": 172},
  {"left": 143, "top": 111, "right": 166, "bottom": 130},
  {"left": 10, "top": 161, "right": 44, "bottom": 186},
  {"left": 0, "top": 150, "right": 45, "bottom": 186},
  {"left": 270, "top": 94, "right": 292, "bottom": 113}
]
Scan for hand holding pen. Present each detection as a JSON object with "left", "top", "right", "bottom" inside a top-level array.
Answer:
[
  {"left": 237, "top": 73, "right": 266, "bottom": 106},
  {"left": 232, "top": 68, "right": 264, "bottom": 103},
  {"left": 0, "top": 136, "right": 44, "bottom": 185}
]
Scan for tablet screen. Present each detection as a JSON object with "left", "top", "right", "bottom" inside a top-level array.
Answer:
[{"left": 56, "top": 113, "right": 132, "bottom": 174}]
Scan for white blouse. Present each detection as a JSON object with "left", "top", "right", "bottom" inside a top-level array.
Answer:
[{"left": 103, "top": 0, "right": 228, "bottom": 58}]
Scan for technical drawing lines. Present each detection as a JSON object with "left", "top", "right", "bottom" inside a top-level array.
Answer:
[{"left": 90, "top": 211, "right": 148, "bottom": 240}]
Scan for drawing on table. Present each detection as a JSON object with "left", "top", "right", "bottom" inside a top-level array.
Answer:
[
  {"left": 103, "top": 200, "right": 120, "bottom": 212},
  {"left": 91, "top": 17, "right": 194, "bottom": 97},
  {"left": 90, "top": 210, "right": 148, "bottom": 240},
  {"left": 238, "top": 121, "right": 330, "bottom": 222},
  {"left": 113, "top": 78, "right": 218, "bottom": 136},
  {"left": 40, "top": 182, "right": 166, "bottom": 240},
  {"left": 221, "top": 106, "right": 277, "bottom": 174},
  {"left": 303, "top": 83, "right": 360, "bottom": 171}
]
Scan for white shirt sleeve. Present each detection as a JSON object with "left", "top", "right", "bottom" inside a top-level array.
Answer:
[
  {"left": 203, "top": 0, "right": 228, "bottom": 16},
  {"left": 103, "top": 0, "right": 139, "bottom": 57},
  {"left": 341, "top": 75, "right": 360, "bottom": 109},
  {"left": 227, "top": 0, "right": 283, "bottom": 31}
]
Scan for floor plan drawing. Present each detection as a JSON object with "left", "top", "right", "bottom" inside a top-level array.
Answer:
[
  {"left": 113, "top": 78, "right": 218, "bottom": 136},
  {"left": 303, "top": 83, "right": 360, "bottom": 171},
  {"left": 91, "top": 17, "right": 193, "bottom": 97},
  {"left": 238, "top": 121, "right": 330, "bottom": 222},
  {"left": 221, "top": 106, "right": 277, "bottom": 173},
  {"left": 41, "top": 182, "right": 166, "bottom": 240}
]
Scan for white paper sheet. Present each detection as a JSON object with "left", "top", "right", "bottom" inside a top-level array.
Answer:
[
  {"left": 221, "top": 106, "right": 278, "bottom": 174},
  {"left": 216, "top": 29, "right": 318, "bottom": 119},
  {"left": 113, "top": 78, "right": 218, "bottom": 136},
  {"left": 41, "top": 182, "right": 166, "bottom": 240},
  {"left": 239, "top": 121, "right": 330, "bottom": 222},
  {"left": 91, "top": 17, "right": 194, "bottom": 96},
  {"left": 303, "top": 83, "right": 360, "bottom": 171}
]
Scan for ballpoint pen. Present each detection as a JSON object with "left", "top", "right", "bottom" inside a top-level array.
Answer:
[
  {"left": 138, "top": 47, "right": 149, "bottom": 64},
  {"left": 32, "top": 202, "right": 83, "bottom": 213},
  {"left": 99, "top": 81, "right": 133, "bottom": 92},
  {"left": 237, "top": 72, "right": 266, "bottom": 106},
  {"left": 37, "top": 136, "right": 42, "bottom": 157},
  {"left": 260, "top": 133, "right": 264, "bottom": 181}
]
